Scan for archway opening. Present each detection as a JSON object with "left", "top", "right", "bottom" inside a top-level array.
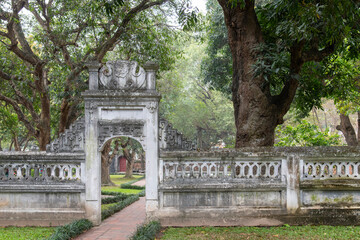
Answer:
[{"left": 100, "top": 136, "right": 145, "bottom": 186}]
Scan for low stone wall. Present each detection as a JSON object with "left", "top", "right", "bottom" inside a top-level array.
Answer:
[
  {"left": 0, "top": 152, "right": 85, "bottom": 226},
  {"left": 156, "top": 147, "right": 360, "bottom": 226}
]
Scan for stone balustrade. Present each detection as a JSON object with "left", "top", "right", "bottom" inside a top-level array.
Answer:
[
  {"left": 162, "top": 158, "right": 282, "bottom": 181},
  {"left": 302, "top": 158, "right": 360, "bottom": 180},
  {"left": 157, "top": 147, "right": 360, "bottom": 226},
  {"left": 0, "top": 152, "right": 84, "bottom": 184}
]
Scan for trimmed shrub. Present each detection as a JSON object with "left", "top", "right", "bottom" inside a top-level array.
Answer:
[
  {"left": 101, "top": 195, "right": 139, "bottom": 220},
  {"left": 120, "top": 176, "right": 145, "bottom": 190},
  {"left": 47, "top": 219, "right": 93, "bottom": 240},
  {"left": 137, "top": 190, "right": 145, "bottom": 197},
  {"left": 101, "top": 192, "right": 128, "bottom": 204},
  {"left": 130, "top": 221, "right": 161, "bottom": 240}
]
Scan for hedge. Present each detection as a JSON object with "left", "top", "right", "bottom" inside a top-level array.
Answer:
[{"left": 101, "top": 195, "right": 139, "bottom": 220}]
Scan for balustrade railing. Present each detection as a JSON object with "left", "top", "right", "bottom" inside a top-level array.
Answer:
[
  {"left": 161, "top": 158, "right": 282, "bottom": 182},
  {"left": 0, "top": 153, "right": 84, "bottom": 183},
  {"left": 301, "top": 158, "right": 360, "bottom": 180}
]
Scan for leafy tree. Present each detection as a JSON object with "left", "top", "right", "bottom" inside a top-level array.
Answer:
[
  {"left": 275, "top": 120, "right": 341, "bottom": 147},
  {"left": 159, "top": 40, "right": 236, "bottom": 148},
  {"left": 0, "top": 0, "right": 192, "bottom": 150},
  {"left": 201, "top": 0, "right": 232, "bottom": 96},
  {"left": 325, "top": 57, "right": 360, "bottom": 146},
  {"left": 213, "top": 0, "right": 360, "bottom": 147}
]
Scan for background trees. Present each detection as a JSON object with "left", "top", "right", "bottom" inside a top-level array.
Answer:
[
  {"left": 0, "top": 0, "right": 186, "bottom": 150},
  {"left": 158, "top": 39, "right": 236, "bottom": 148}
]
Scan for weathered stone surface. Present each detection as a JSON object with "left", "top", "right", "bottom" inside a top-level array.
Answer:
[
  {"left": 46, "top": 118, "right": 85, "bottom": 153},
  {"left": 155, "top": 147, "right": 360, "bottom": 226},
  {"left": 159, "top": 119, "right": 197, "bottom": 151}
]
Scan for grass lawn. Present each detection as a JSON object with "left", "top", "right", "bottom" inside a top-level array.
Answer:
[
  {"left": 161, "top": 226, "right": 360, "bottom": 240},
  {"left": 101, "top": 202, "right": 118, "bottom": 211},
  {"left": 101, "top": 174, "right": 144, "bottom": 194},
  {"left": 108, "top": 174, "right": 143, "bottom": 186},
  {"left": 101, "top": 187, "right": 143, "bottom": 194},
  {"left": 0, "top": 227, "right": 55, "bottom": 240}
]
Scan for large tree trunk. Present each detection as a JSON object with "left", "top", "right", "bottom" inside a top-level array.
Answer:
[
  {"left": 217, "top": 1, "right": 313, "bottom": 147},
  {"left": 123, "top": 148, "right": 135, "bottom": 178},
  {"left": 101, "top": 141, "right": 115, "bottom": 186},
  {"left": 336, "top": 114, "right": 358, "bottom": 146},
  {"left": 218, "top": 1, "right": 279, "bottom": 147}
]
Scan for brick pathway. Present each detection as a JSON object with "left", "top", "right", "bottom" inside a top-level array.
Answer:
[
  {"left": 131, "top": 178, "right": 145, "bottom": 187},
  {"left": 75, "top": 197, "right": 146, "bottom": 240}
]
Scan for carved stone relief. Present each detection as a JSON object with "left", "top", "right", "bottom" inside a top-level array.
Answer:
[
  {"left": 46, "top": 117, "right": 85, "bottom": 153},
  {"left": 159, "top": 119, "right": 197, "bottom": 151},
  {"left": 99, "top": 60, "right": 146, "bottom": 90},
  {"left": 98, "top": 120, "right": 145, "bottom": 150}
]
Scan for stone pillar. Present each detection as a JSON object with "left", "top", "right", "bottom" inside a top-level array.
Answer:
[
  {"left": 284, "top": 155, "right": 300, "bottom": 214},
  {"left": 84, "top": 63, "right": 101, "bottom": 225},
  {"left": 145, "top": 101, "right": 160, "bottom": 215},
  {"left": 85, "top": 61, "right": 101, "bottom": 90},
  {"left": 144, "top": 62, "right": 159, "bottom": 90}
]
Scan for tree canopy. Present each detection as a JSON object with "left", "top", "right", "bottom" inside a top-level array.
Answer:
[
  {"left": 211, "top": 0, "right": 360, "bottom": 147},
  {"left": 0, "top": 0, "right": 192, "bottom": 150}
]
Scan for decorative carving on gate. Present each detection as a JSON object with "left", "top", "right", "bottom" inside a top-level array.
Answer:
[
  {"left": 98, "top": 120, "right": 145, "bottom": 149},
  {"left": 159, "top": 119, "right": 197, "bottom": 151},
  {"left": 46, "top": 117, "right": 85, "bottom": 153},
  {"left": 99, "top": 60, "right": 146, "bottom": 90},
  {"left": 46, "top": 117, "right": 196, "bottom": 153}
]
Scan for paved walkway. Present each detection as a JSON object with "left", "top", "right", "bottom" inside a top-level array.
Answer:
[
  {"left": 131, "top": 178, "right": 145, "bottom": 187},
  {"left": 75, "top": 197, "right": 146, "bottom": 240}
]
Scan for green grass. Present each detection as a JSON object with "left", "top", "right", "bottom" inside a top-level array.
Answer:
[
  {"left": 101, "top": 202, "right": 118, "bottom": 211},
  {"left": 108, "top": 174, "right": 143, "bottom": 186},
  {"left": 101, "top": 187, "right": 143, "bottom": 194},
  {"left": 101, "top": 174, "right": 144, "bottom": 194},
  {"left": 0, "top": 227, "right": 55, "bottom": 240},
  {"left": 161, "top": 226, "right": 360, "bottom": 240}
]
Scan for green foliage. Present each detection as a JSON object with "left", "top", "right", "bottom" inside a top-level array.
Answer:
[
  {"left": 0, "top": 0, "right": 187, "bottom": 147},
  {"left": 202, "top": 0, "right": 360, "bottom": 120},
  {"left": 159, "top": 39, "right": 236, "bottom": 148},
  {"left": 121, "top": 183, "right": 145, "bottom": 190},
  {"left": 101, "top": 192, "right": 129, "bottom": 204},
  {"left": 161, "top": 225, "right": 360, "bottom": 240},
  {"left": 101, "top": 195, "right": 139, "bottom": 220},
  {"left": 201, "top": 0, "right": 232, "bottom": 96},
  {"left": 102, "top": 186, "right": 143, "bottom": 194},
  {"left": 275, "top": 120, "right": 341, "bottom": 147},
  {"left": 120, "top": 176, "right": 145, "bottom": 190},
  {"left": 130, "top": 221, "right": 161, "bottom": 240},
  {"left": 0, "top": 227, "right": 55, "bottom": 240},
  {"left": 47, "top": 219, "right": 93, "bottom": 240}
]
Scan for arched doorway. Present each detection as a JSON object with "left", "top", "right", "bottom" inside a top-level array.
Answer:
[
  {"left": 83, "top": 60, "right": 160, "bottom": 225},
  {"left": 100, "top": 136, "right": 145, "bottom": 186}
]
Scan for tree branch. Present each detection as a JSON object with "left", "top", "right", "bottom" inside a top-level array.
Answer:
[
  {"left": 302, "top": 44, "right": 335, "bottom": 63},
  {"left": 95, "top": 0, "right": 168, "bottom": 61},
  {"left": 0, "top": 93, "right": 37, "bottom": 136}
]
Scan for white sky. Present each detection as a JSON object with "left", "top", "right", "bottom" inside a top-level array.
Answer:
[{"left": 191, "top": 0, "right": 207, "bottom": 14}]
